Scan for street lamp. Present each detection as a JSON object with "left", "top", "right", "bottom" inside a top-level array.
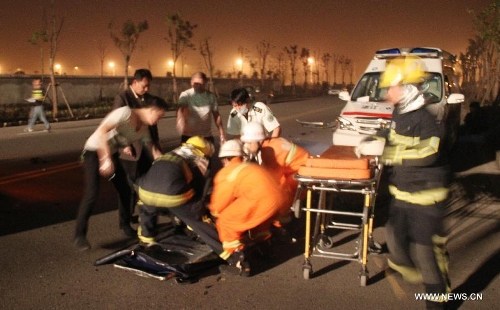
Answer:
[
  {"left": 236, "top": 58, "right": 243, "bottom": 85},
  {"left": 108, "top": 62, "right": 115, "bottom": 76},
  {"left": 55, "top": 64, "right": 61, "bottom": 75},
  {"left": 307, "top": 57, "right": 314, "bottom": 84},
  {"left": 167, "top": 60, "right": 174, "bottom": 76}
]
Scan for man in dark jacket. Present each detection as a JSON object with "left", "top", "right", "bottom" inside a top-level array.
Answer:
[{"left": 112, "top": 69, "right": 164, "bottom": 235}]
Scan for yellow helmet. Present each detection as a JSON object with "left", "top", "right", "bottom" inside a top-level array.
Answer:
[
  {"left": 184, "top": 136, "right": 214, "bottom": 157},
  {"left": 379, "top": 56, "right": 428, "bottom": 88}
]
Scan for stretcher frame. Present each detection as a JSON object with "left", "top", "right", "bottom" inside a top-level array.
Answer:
[{"left": 293, "top": 158, "right": 383, "bottom": 286}]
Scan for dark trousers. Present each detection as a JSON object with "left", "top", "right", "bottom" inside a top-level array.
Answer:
[
  {"left": 119, "top": 148, "right": 153, "bottom": 216},
  {"left": 139, "top": 200, "right": 223, "bottom": 255},
  {"left": 74, "top": 151, "right": 133, "bottom": 238},
  {"left": 385, "top": 198, "right": 450, "bottom": 295}
]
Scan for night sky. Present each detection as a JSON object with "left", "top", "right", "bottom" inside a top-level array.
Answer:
[{"left": 0, "top": 0, "right": 492, "bottom": 82}]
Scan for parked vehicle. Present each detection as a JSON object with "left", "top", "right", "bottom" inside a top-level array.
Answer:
[
  {"left": 333, "top": 47, "right": 464, "bottom": 150},
  {"left": 328, "top": 88, "right": 342, "bottom": 95},
  {"left": 243, "top": 85, "right": 274, "bottom": 105}
]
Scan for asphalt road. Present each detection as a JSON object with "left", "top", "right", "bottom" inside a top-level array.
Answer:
[{"left": 1, "top": 96, "right": 499, "bottom": 309}]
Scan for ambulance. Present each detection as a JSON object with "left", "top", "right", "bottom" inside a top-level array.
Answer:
[{"left": 332, "top": 47, "right": 464, "bottom": 149}]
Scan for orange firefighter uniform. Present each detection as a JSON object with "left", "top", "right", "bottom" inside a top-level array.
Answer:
[
  {"left": 260, "top": 137, "right": 310, "bottom": 216},
  {"left": 209, "top": 157, "right": 286, "bottom": 259}
]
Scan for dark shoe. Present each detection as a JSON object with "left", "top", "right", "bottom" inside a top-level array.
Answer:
[
  {"left": 220, "top": 249, "right": 251, "bottom": 277},
  {"left": 120, "top": 225, "right": 137, "bottom": 238},
  {"left": 73, "top": 236, "right": 91, "bottom": 251}
]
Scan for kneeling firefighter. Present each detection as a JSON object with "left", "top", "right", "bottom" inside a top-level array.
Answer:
[{"left": 135, "top": 136, "right": 223, "bottom": 255}]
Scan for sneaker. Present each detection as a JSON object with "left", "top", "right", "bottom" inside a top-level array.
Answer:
[
  {"left": 120, "top": 225, "right": 137, "bottom": 238},
  {"left": 73, "top": 236, "right": 91, "bottom": 251},
  {"left": 44, "top": 128, "right": 51, "bottom": 133},
  {"left": 24, "top": 128, "right": 33, "bottom": 133}
]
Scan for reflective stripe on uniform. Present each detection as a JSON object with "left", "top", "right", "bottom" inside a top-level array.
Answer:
[
  {"left": 388, "top": 185, "right": 449, "bottom": 205},
  {"left": 222, "top": 239, "right": 243, "bottom": 251},
  {"left": 227, "top": 162, "right": 250, "bottom": 182},
  {"left": 285, "top": 143, "right": 297, "bottom": 165},
  {"left": 137, "top": 187, "right": 195, "bottom": 208}
]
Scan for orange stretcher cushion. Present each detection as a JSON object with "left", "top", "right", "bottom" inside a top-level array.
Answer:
[
  {"left": 305, "top": 157, "right": 368, "bottom": 170},
  {"left": 298, "top": 145, "right": 372, "bottom": 179},
  {"left": 297, "top": 166, "right": 371, "bottom": 179}
]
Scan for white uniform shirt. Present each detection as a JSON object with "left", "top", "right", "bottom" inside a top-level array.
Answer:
[
  {"left": 84, "top": 106, "right": 151, "bottom": 154},
  {"left": 178, "top": 88, "right": 218, "bottom": 137},
  {"left": 226, "top": 101, "right": 280, "bottom": 136}
]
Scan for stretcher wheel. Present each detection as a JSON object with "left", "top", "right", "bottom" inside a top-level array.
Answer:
[
  {"left": 318, "top": 235, "right": 334, "bottom": 249},
  {"left": 360, "top": 275, "right": 367, "bottom": 286},
  {"left": 359, "top": 270, "right": 368, "bottom": 286},
  {"left": 302, "top": 264, "right": 312, "bottom": 280},
  {"left": 293, "top": 199, "right": 301, "bottom": 218}
]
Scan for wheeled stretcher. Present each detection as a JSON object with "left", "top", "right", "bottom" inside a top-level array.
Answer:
[{"left": 293, "top": 145, "right": 383, "bottom": 286}]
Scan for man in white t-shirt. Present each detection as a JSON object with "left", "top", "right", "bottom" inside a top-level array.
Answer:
[
  {"left": 176, "top": 72, "right": 226, "bottom": 145},
  {"left": 226, "top": 87, "right": 281, "bottom": 140}
]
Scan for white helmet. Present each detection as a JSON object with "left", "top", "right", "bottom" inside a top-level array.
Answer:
[
  {"left": 219, "top": 139, "right": 244, "bottom": 158},
  {"left": 240, "top": 122, "right": 266, "bottom": 142}
]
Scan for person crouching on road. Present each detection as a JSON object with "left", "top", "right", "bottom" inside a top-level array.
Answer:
[
  {"left": 378, "top": 56, "right": 451, "bottom": 309},
  {"left": 135, "top": 136, "right": 224, "bottom": 256},
  {"left": 241, "top": 122, "right": 310, "bottom": 238},
  {"left": 74, "top": 97, "right": 167, "bottom": 251},
  {"left": 209, "top": 139, "right": 287, "bottom": 276}
]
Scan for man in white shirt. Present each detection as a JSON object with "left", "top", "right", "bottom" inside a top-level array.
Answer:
[
  {"left": 176, "top": 72, "right": 226, "bottom": 145},
  {"left": 226, "top": 87, "right": 281, "bottom": 140}
]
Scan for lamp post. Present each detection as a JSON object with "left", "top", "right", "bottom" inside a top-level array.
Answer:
[
  {"left": 108, "top": 62, "right": 115, "bottom": 76},
  {"left": 307, "top": 57, "right": 314, "bottom": 85},
  {"left": 236, "top": 58, "right": 243, "bottom": 85}
]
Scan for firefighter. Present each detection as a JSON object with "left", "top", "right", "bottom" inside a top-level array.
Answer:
[
  {"left": 240, "top": 122, "right": 310, "bottom": 235},
  {"left": 376, "top": 56, "right": 451, "bottom": 309},
  {"left": 135, "top": 136, "right": 223, "bottom": 255},
  {"left": 210, "top": 139, "right": 286, "bottom": 276}
]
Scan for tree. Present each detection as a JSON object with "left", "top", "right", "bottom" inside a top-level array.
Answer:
[
  {"left": 338, "top": 55, "right": 351, "bottom": 86},
  {"left": 236, "top": 45, "right": 250, "bottom": 86},
  {"left": 332, "top": 53, "right": 339, "bottom": 85},
  {"left": 321, "top": 53, "right": 332, "bottom": 85},
  {"left": 96, "top": 40, "right": 109, "bottom": 101},
  {"left": 300, "top": 47, "right": 310, "bottom": 87},
  {"left": 284, "top": 45, "right": 299, "bottom": 94},
  {"left": 47, "top": 0, "right": 64, "bottom": 119},
  {"left": 165, "top": 12, "right": 197, "bottom": 102},
  {"left": 199, "top": 37, "right": 216, "bottom": 92},
  {"left": 29, "top": 29, "right": 48, "bottom": 79},
  {"left": 276, "top": 52, "right": 287, "bottom": 88},
  {"left": 257, "top": 40, "right": 273, "bottom": 87},
  {"left": 462, "top": 1, "right": 500, "bottom": 103},
  {"left": 109, "top": 19, "right": 149, "bottom": 89}
]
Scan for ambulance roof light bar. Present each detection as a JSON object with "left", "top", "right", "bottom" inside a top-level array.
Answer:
[{"left": 374, "top": 47, "right": 444, "bottom": 59}]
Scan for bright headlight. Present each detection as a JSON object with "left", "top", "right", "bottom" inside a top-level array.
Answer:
[{"left": 336, "top": 117, "right": 356, "bottom": 131}]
